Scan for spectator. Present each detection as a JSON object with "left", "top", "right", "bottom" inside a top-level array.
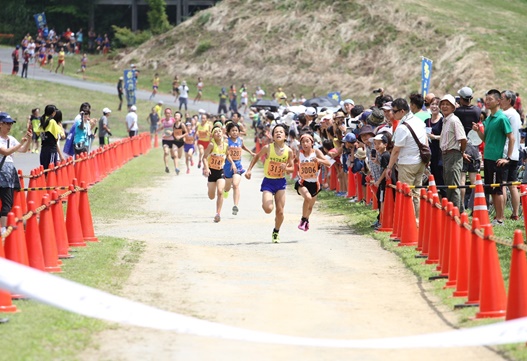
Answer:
[
  {"left": 425, "top": 97, "right": 445, "bottom": 196},
  {"left": 218, "top": 87, "right": 228, "bottom": 114},
  {"left": 409, "top": 93, "right": 430, "bottom": 122},
  {"left": 386, "top": 98, "right": 428, "bottom": 217},
  {"left": 73, "top": 110, "right": 92, "bottom": 155},
  {"left": 99, "top": 108, "right": 112, "bottom": 146},
  {"left": 28, "top": 107, "right": 40, "bottom": 154},
  {"left": 117, "top": 76, "right": 124, "bottom": 111},
  {"left": 229, "top": 84, "right": 238, "bottom": 114},
  {"left": 36, "top": 105, "right": 64, "bottom": 169},
  {"left": 255, "top": 86, "right": 265, "bottom": 100},
  {"left": 178, "top": 81, "right": 189, "bottom": 111},
  {"left": 11, "top": 45, "right": 19, "bottom": 75},
  {"left": 275, "top": 87, "right": 287, "bottom": 106},
  {"left": 126, "top": 105, "right": 139, "bottom": 137},
  {"left": 439, "top": 94, "right": 467, "bottom": 210},
  {"left": 76, "top": 28, "right": 83, "bottom": 52},
  {"left": 471, "top": 89, "right": 514, "bottom": 226},
  {"left": 147, "top": 107, "right": 160, "bottom": 138},
  {"left": 20, "top": 50, "right": 30, "bottom": 78}
]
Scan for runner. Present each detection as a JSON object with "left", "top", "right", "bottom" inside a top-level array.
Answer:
[
  {"left": 223, "top": 122, "right": 255, "bottom": 215},
  {"left": 202, "top": 126, "right": 228, "bottom": 223},
  {"left": 172, "top": 75, "right": 180, "bottom": 102},
  {"left": 77, "top": 53, "right": 87, "bottom": 80},
  {"left": 196, "top": 113, "right": 212, "bottom": 169},
  {"left": 159, "top": 108, "right": 178, "bottom": 174},
  {"left": 172, "top": 111, "right": 187, "bottom": 175},
  {"left": 194, "top": 77, "right": 203, "bottom": 103},
  {"left": 55, "top": 47, "right": 65, "bottom": 74},
  {"left": 150, "top": 73, "right": 160, "bottom": 100},
  {"left": 245, "top": 124, "right": 294, "bottom": 243},
  {"left": 183, "top": 120, "right": 196, "bottom": 174},
  {"left": 295, "top": 130, "right": 331, "bottom": 231},
  {"left": 47, "top": 44, "right": 54, "bottom": 72}
]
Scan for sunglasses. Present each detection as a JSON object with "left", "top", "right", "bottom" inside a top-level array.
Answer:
[{"left": 392, "top": 108, "right": 402, "bottom": 114}]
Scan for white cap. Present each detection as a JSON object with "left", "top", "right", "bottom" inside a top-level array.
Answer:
[
  {"left": 198, "top": 109, "right": 206, "bottom": 114},
  {"left": 102, "top": 107, "right": 112, "bottom": 114},
  {"left": 158, "top": 100, "right": 164, "bottom": 104},
  {"left": 130, "top": 105, "right": 137, "bottom": 111},
  {"left": 305, "top": 107, "right": 317, "bottom": 116}
]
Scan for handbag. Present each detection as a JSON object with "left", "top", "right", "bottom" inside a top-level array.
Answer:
[{"left": 402, "top": 122, "right": 431, "bottom": 164}]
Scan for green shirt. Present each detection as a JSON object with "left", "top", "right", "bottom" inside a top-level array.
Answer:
[
  {"left": 482, "top": 109, "right": 512, "bottom": 161},
  {"left": 415, "top": 110, "right": 431, "bottom": 122}
]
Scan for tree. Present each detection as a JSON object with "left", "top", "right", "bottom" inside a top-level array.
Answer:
[{"left": 147, "top": 0, "right": 171, "bottom": 35}]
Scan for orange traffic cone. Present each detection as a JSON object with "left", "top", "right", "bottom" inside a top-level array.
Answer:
[
  {"left": 26, "top": 169, "right": 37, "bottom": 209},
  {"left": 444, "top": 207, "right": 460, "bottom": 288},
  {"left": 428, "top": 174, "right": 438, "bottom": 195},
  {"left": 13, "top": 206, "right": 29, "bottom": 266},
  {"left": 475, "top": 224, "right": 506, "bottom": 319},
  {"left": 79, "top": 181, "right": 98, "bottom": 242},
  {"left": 51, "top": 191, "right": 72, "bottom": 259},
  {"left": 419, "top": 190, "right": 434, "bottom": 257},
  {"left": 472, "top": 174, "right": 490, "bottom": 226},
  {"left": 356, "top": 173, "right": 364, "bottom": 201},
  {"left": 329, "top": 164, "right": 337, "bottom": 191},
  {"left": 416, "top": 188, "right": 428, "bottom": 252},
  {"left": 46, "top": 163, "right": 58, "bottom": 192},
  {"left": 39, "top": 195, "right": 62, "bottom": 273},
  {"left": 453, "top": 212, "right": 471, "bottom": 298},
  {"left": 0, "top": 240, "right": 18, "bottom": 313},
  {"left": 25, "top": 201, "right": 46, "bottom": 271},
  {"left": 66, "top": 182, "right": 86, "bottom": 247},
  {"left": 398, "top": 184, "right": 418, "bottom": 247},
  {"left": 4, "top": 210, "right": 27, "bottom": 266},
  {"left": 437, "top": 201, "right": 453, "bottom": 276},
  {"left": 346, "top": 167, "right": 357, "bottom": 198},
  {"left": 371, "top": 184, "right": 378, "bottom": 210},
  {"left": 377, "top": 179, "right": 394, "bottom": 232},
  {"left": 506, "top": 230, "right": 527, "bottom": 320},
  {"left": 463, "top": 217, "right": 483, "bottom": 306},
  {"left": 425, "top": 194, "right": 442, "bottom": 264},
  {"left": 389, "top": 182, "right": 403, "bottom": 241}
]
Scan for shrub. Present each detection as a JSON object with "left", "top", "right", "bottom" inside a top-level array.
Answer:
[
  {"left": 111, "top": 26, "right": 153, "bottom": 48},
  {"left": 194, "top": 40, "right": 212, "bottom": 55}
]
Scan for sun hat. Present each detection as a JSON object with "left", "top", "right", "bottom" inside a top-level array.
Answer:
[
  {"left": 0, "top": 112, "right": 15, "bottom": 123},
  {"left": 458, "top": 87, "right": 473, "bottom": 99},
  {"left": 366, "top": 107, "right": 385, "bottom": 126},
  {"left": 102, "top": 107, "right": 112, "bottom": 114},
  {"left": 343, "top": 99, "right": 355, "bottom": 106},
  {"left": 359, "top": 125, "right": 375, "bottom": 140},
  {"left": 381, "top": 101, "right": 393, "bottom": 110},
  {"left": 355, "top": 148, "right": 367, "bottom": 159},
  {"left": 440, "top": 94, "right": 457, "bottom": 108}
]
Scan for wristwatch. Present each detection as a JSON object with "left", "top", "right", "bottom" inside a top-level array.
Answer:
[{"left": 505, "top": 156, "right": 511, "bottom": 161}]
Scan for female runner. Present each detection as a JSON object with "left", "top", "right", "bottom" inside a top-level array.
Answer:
[{"left": 202, "top": 126, "right": 228, "bottom": 223}]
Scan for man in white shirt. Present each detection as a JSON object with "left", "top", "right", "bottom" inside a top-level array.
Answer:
[
  {"left": 126, "top": 105, "right": 138, "bottom": 137},
  {"left": 500, "top": 90, "right": 522, "bottom": 220},
  {"left": 178, "top": 81, "right": 189, "bottom": 111},
  {"left": 255, "top": 86, "right": 265, "bottom": 100},
  {"left": 386, "top": 98, "right": 428, "bottom": 216}
]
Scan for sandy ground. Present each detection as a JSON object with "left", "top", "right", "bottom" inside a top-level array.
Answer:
[{"left": 77, "top": 156, "right": 505, "bottom": 361}]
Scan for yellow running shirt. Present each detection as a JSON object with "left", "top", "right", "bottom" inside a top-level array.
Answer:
[
  {"left": 207, "top": 140, "right": 227, "bottom": 170},
  {"left": 264, "top": 143, "right": 289, "bottom": 179},
  {"left": 197, "top": 122, "right": 212, "bottom": 142}
]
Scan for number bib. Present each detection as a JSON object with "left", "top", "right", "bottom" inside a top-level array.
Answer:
[
  {"left": 267, "top": 160, "right": 285, "bottom": 178},
  {"left": 184, "top": 134, "right": 194, "bottom": 144},
  {"left": 198, "top": 130, "right": 209, "bottom": 139},
  {"left": 299, "top": 161, "right": 318, "bottom": 179},
  {"left": 229, "top": 148, "right": 242, "bottom": 161},
  {"left": 173, "top": 128, "right": 183, "bottom": 137},
  {"left": 209, "top": 154, "right": 224, "bottom": 170}
]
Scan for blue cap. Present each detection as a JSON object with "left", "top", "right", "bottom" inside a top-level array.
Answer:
[
  {"left": 360, "top": 110, "right": 372, "bottom": 122},
  {"left": 0, "top": 112, "right": 15, "bottom": 123},
  {"left": 343, "top": 132, "right": 357, "bottom": 143}
]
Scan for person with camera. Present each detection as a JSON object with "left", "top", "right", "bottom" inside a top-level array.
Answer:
[
  {"left": 73, "top": 109, "right": 93, "bottom": 156},
  {"left": 37, "top": 104, "right": 65, "bottom": 169},
  {"left": 99, "top": 108, "right": 112, "bottom": 146}
]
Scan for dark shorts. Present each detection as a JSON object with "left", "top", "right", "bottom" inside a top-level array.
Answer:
[
  {"left": 462, "top": 159, "right": 481, "bottom": 173},
  {"left": 295, "top": 179, "right": 321, "bottom": 197},
  {"left": 129, "top": 130, "right": 137, "bottom": 138},
  {"left": 162, "top": 140, "right": 177, "bottom": 148},
  {"left": 32, "top": 133, "right": 39, "bottom": 141},
  {"left": 506, "top": 160, "right": 519, "bottom": 182},
  {"left": 483, "top": 159, "right": 508, "bottom": 195},
  {"left": 208, "top": 168, "right": 224, "bottom": 183},
  {"left": 260, "top": 177, "right": 287, "bottom": 195},
  {"left": 174, "top": 140, "right": 185, "bottom": 148}
]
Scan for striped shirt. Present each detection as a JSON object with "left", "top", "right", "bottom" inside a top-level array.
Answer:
[{"left": 439, "top": 113, "right": 466, "bottom": 152}]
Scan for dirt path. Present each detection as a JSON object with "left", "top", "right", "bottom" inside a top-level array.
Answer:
[{"left": 80, "top": 162, "right": 503, "bottom": 361}]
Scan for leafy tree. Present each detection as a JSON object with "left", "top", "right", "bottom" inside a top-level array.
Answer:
[{"left": 147, "top": 0, "right": 171, "bottom": 35}]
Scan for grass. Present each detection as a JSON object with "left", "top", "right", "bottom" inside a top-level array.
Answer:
[{"left": 316, "top": 187, "right": 525, "bottom": 359}]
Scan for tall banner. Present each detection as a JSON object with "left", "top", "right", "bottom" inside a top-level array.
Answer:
[
  {"left": 33, "top": 13, "right": 47, "bottom": 30},
  {"left": 421, "top": 57, "right": 433, "bottom": 97},
  {"left": 124, "top": 70, "right": 137, "bottom": 107}
]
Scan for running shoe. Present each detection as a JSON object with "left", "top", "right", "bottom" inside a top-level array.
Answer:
[
  {"left": 175, "top": 168, "right": 180, "bottom": 175},
  {"left": 165, "top": 166, "right": 169, "bottom": 173},
  {"left": 298, "top": 220, "right": 306, "bottom": 231},
  {"left": 186, "top": 168, "right": 190, "bottom": 174},
  {"left": 491, "top": 219, "right": 504, "bottom": 226},
  {"left": 223, "top": 191, "right": 229, "bottom": 199},
  {"left": 232, "top": 205, "right": 239, "bottom": 215},
  {"left": 214, "top": 214, "right": 221, "bottom": 223},
  {"left": 272, "top": 231, "right": 280, "bottom": 243},
  {"left": 304, "top": 221, "right": 309, "bottom": 231}
]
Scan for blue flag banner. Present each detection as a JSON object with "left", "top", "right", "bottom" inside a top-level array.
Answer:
[
  {"left": 421, "top": 57, "right": 433, "bottom": 98},
  {"left": 33, "top": 13, "right": 47, "bottom": 30},
  {"left": 328, "top": 92, "right": 341, "bottom": 103},
  {"left": 124, "top": 70, "right": 137, "bottom": 107}
]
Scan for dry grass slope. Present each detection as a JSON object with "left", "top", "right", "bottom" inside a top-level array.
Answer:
[{"left": 112, "top": 0, "right": 507, "bottom": 102}]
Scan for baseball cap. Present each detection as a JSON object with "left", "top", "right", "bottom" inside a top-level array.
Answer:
[
  {"left": 0, "top": 112, "right": 15, "bottom": 123},
  {"left": 343, "top": 132, "right": 357, "bottom": 143},
  {"left": 305, "top": 107, "right": 317, "bottom": 117},
  {"left": 458, "top": 87, "right": 473, "bottom": 99},
  {"left": 130, "top": 105, "right": 137, "bottom": 111},
  {"left": 343, "top": 99, "right": 355, "bottom": 105},
  {"left": 440, "top": 94, "right": 457, "bottom": 108},
  {"left": 360, "top": 110, "right": 372, "bottom": 122},
  {"left": 198, "top": 109, "right": 206, "bottom": 114},
  {"left": 381, "top": 101, "right": 393, "bottom": 110},
  {"left": 373, "top": 133, "right": 388, "bottom": 143},
  {"left": 102, "top": 107, "right": 112, "bottom": 114},
  {"left": 158, "top": 100, "right": 164, "bottom": 104}
]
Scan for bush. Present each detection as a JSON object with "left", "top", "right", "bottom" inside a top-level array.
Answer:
[
  {"left": 111, "top": 26, "right": 153, "bottom": 48},
  {"left": 194, "top": 40, "right": 212, "bottom": 56}
]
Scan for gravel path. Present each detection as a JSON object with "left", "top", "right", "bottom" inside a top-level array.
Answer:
[{"left": 79, "top": 156, "right": 503, "bottom": 361}]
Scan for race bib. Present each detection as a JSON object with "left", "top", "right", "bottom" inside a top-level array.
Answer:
[
  {"left": 230, "top": 148, "right": 242, "bottom": 161},
  {"left": 184, "top": 134, "right": 194, "bottom": 144},
  {"left": 209, "top": 154, "right": 224, "bottom": 170},
  {"left": 198, "top": 130, "right": 209, "bottom": 139},
  {"left": 267, "top": 161, "right": 285, "bottom": 178},
  {"left": 299, "top": 161, "right": 318, "bottom": 179},
  {"left": 173, "top": 128, "right": 183, "bottom": 137}
]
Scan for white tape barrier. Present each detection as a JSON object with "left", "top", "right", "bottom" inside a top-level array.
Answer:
[{"left": 1, "top": 257, "right": 526, "bottom": 349}]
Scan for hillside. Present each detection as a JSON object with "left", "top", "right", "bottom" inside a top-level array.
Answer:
[{"left": 113, "top": 0, "right": 527, "bottom": 104}]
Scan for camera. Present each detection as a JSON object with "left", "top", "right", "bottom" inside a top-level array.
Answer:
[
  {"left": 371, "top": 149, "right": 377, "bottom": 157},
  {"left": 372, "top": 88, "right": 383, "bottom": 94}
]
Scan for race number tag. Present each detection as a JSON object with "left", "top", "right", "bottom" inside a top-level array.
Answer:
[
  {"left": 198, "top": 130, "right": 209, "bottom": 139},
  {"left": 209, "top": 154, "right": 224, "bottom": 170},
  {"left": 230, "top": 148, "right": 242, "bottom": 161},
  {"left": 267, "top": 161, "right": 285, "bottom": 178},
  {"left": 299, "top": 161, "right": 318, "bottom": 178},
  {"left": 173, "top": 128, "right": 183, "bottom": 136}
]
